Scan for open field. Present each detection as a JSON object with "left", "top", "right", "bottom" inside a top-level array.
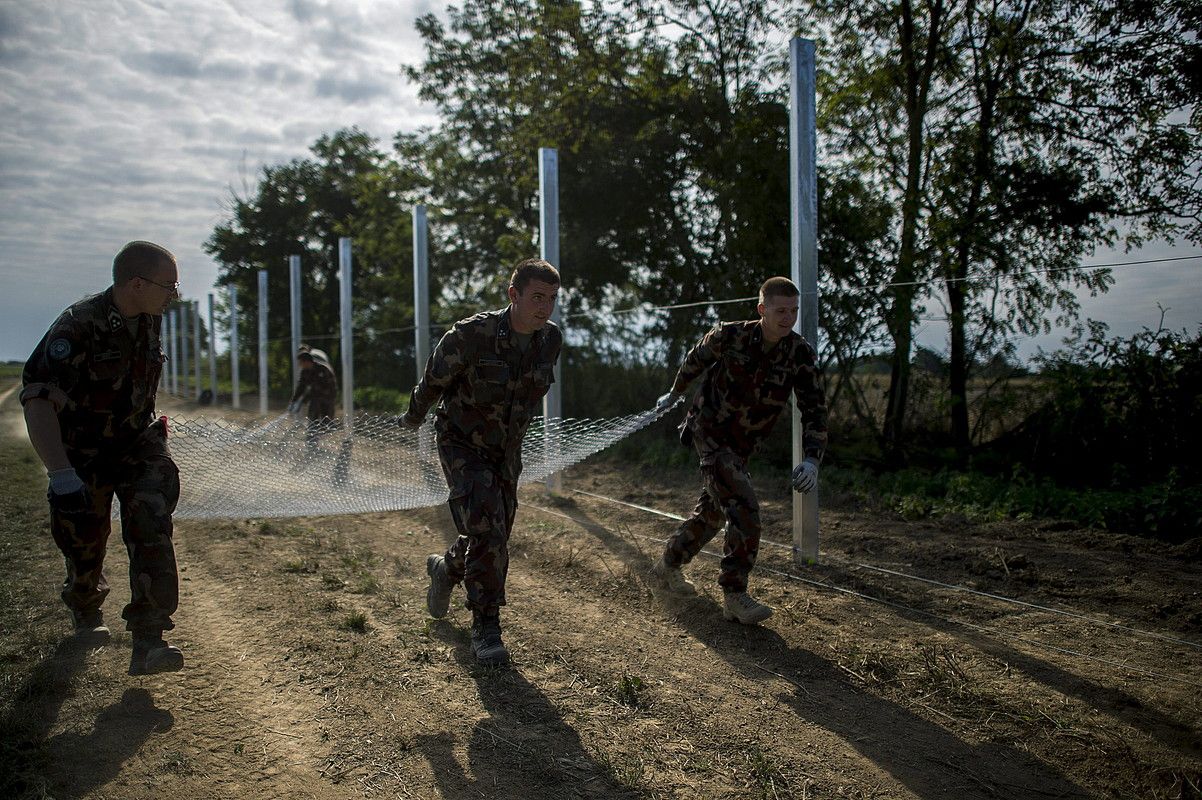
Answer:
[{"left": 1, "top": 379, "right": 1200, "bottom": 799}]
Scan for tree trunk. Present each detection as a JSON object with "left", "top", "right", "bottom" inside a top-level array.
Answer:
[{"left": 883, "top": 0, "right": 945, "bottom": 466}]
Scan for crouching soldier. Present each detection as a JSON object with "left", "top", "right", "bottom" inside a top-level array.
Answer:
[
  {"left": 289, "top": 347, "right": 339, "bottom": 451},
  {"left": 400, "top": 258, "right": 562, "bottom": 664},
  {"left": 651, "top": 276, "right": 828, "bottom": 624}
]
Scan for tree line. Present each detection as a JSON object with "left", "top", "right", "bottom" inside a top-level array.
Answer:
[{"left": 204, "top": 0, "right": 1200, "bottom": 464}]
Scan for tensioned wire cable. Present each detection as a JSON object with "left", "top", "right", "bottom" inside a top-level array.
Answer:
[
  {"left": 563, "top": 253, "right": 1202, "bottom": 320},
  {"left": 523, "top": 498, "right": 1202, "bottom": 690},
  {"left": 566, "top": 487, "right": 1202, "bottom": 652}
]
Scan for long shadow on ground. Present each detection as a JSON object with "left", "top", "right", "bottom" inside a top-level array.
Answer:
[
  {"left": 807, "top": 558, "right": 1202, "bottom": 761},
  {"left": 550, "top": 499, "right": 1093, "bottom": 800},
  {"left": 0, "top": 634, "right": 172, "bottom": 799},
  {"left": 45, "top": 687, "right": 174, "bottom": 798},
  {"left": 673, "top": 596, "right": 1091, "bottom": 800},
  {"left": 418, "top": 621, "right": 640, "bottom": 800}
]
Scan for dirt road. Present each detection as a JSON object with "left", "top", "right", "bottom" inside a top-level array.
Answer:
[{"left": 2, "top": 384, "right": 1200, "bottom": 799}]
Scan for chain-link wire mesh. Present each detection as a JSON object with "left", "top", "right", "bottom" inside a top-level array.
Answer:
[{"left": 163, "top": 404, "right": 678, "bottom": 519}]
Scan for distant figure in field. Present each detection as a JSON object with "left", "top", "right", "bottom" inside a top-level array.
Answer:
[
  {"left": 400, "top": 258, "right": 562, "bottom": 665},
  {"left": 289, "top": 346, "right": 339, "bottom": 451},
  {"left": 650, "top": 276, "right": 828, "bottom": 624},
  {"left": 21, "top": 240, "right": 185, "bottom": 675}
]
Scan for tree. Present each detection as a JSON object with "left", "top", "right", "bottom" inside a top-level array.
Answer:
[
  {"left": 819, "top": 0, "right": 955, "bottom": 463},
  {"left": 819, "top": 0, "right": 1201, "bottom": 462},
  {"left": 205, "top": 128, "right": 421, "bottom": 397}
]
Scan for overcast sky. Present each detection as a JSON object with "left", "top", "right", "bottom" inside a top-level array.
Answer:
[{"left": 1, "top": 0, "right": 1199, "bottom": 365}]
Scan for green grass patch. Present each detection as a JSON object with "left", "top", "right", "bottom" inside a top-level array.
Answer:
[{"left": 825, "top": 465, "right": 1202, "bottom": 541}]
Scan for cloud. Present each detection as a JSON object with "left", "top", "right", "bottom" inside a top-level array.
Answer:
[
  {"left": 120, "top": 50, "right": 202, "bottom": 79},
  {"left": 0, "top": 0, "right": 444, "bottom": 360},
  {"left": 314, "top": 71, "right": 393, "bottom": 103}
]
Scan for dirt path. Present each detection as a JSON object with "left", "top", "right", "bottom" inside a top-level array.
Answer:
[{"left": 2, "top": 386, "right": 1200, "bottom": 799}]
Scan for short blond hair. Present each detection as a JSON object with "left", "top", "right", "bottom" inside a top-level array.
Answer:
[{"left": 759, "top": 276, "right": 799, "bottom": 304}]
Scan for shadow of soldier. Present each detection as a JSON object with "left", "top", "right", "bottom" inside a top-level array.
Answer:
[
  {"left": 673, "top": 595, "right": 1092, "bottom": 800},
  {"left": 43, "top": 687, "right": 174, "bottom": 798},
  {"left": 808, "top": 558, "right": 1202, "bottom": 761},
  {"left": 416, "top": 621, "right": 640, "bottom": 800},
  {"left": 569, "top": 492, "right": 1202, "bottom": 761},
  {"left": 0, "top": 633, "right": 99, "bottom": 796}
]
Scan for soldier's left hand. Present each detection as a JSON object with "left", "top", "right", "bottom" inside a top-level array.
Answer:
[
  {"left": 791, "top": 458, "right": 819, "bottom": 494},
  {"left": 397, "top": 411, "right": 423, "bottom": 430}
]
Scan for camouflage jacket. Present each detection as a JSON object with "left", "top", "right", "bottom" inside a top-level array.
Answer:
[
  {"left": 405, "top": 307, "right": 562, "bottom": 481},
  {"left": 20, "top": 287, "right": 166, "bottom": 460},
  {"left": 290, "top": 360, "right": 338, "bottom": 409},
  {"left": 672, "top": 320, "right": 828, "bottom": 463}
]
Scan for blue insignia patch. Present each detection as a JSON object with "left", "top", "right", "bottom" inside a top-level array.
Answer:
[{"left": 48, "top": 338, "right": 72, "bottom": 360}]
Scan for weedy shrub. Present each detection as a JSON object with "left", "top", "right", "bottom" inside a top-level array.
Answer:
[{"left": 340, "top": 611, "right": 369, "bottom": 633}]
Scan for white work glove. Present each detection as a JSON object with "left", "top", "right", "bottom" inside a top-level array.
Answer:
[
  {"left": 791, "top": 458, "right": 819, "bottom": 494},
  {"left": 655, "top": 391, "right": 683, "bottom": 414},
  {"left": 47, "top": 467, "right": 90, "bottom": 513}
]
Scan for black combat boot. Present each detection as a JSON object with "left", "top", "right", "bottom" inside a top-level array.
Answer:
[
  {"left": 426, "top": 554, "right": 452, "bottom": 618},
  {"left": 470, "top": 610, "right": 509, "bottom": 665},
  {"left": 71, "top": 609, "right": 111, "bottom": 642},
  {"left": 129, "top": 633, "right": 184, "bottom": 676}
]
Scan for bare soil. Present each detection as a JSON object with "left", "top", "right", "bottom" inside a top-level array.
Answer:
[{"left": 2, "top": 382, "right": 1200, "bottom": 800}]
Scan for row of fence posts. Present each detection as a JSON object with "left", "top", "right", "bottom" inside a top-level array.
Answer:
[
  {"left": 157, "top": 37, "right": 820, "bottom": 561},
  {"left": 160, "top": 147, "right": 562, "bottom": 470}
]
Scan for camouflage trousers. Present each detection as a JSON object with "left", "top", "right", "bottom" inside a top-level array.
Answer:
[
  {"left": 305, "top": 405, "right": 337, "bottom": 451},
  {"left": 664, "top": 435, "right": 761, "bottom": 593},
  {"left": 438, "top": 444, "right": 516, "bottom": 614},
  {"left": 53, "top": 422, "right": 181, "bottom": 634}
]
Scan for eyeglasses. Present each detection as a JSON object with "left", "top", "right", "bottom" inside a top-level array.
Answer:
[{"left": 139, "top": 276, "right": 181, "bottom": 294}]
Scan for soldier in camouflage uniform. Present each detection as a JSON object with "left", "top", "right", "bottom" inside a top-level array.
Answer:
[
  {"left": 21, "top": 241, "right": 186, "bottom": 675},
  {"left": 651, "top": 276, "right": 828, "bottom": 624},
  {"left": 289, "top": 348, "right": 339, "bottom": 449},
  {"left": 401, "top": 258, "right": 562, "bottom": 664}
]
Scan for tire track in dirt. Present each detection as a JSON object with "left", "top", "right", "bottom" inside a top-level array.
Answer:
[{"left": 89, "top": 526, "right": 365, "bottom": 800}]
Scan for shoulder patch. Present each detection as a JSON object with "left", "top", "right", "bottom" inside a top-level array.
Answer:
[{"left": 48, "top": 338, "right": 72, "bottom": 360}]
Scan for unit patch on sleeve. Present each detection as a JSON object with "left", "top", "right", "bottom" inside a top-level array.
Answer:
[{"left": 48, "top": 338, "right": 72, "bottom": 360}]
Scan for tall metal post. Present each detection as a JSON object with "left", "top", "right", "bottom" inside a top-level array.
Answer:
[
  {"left": 412, "top": 206, "right": 430, "bottom": 382},
  {"left": 258, "top": 269, "right": 269, "bottom": 415},
  {"left": 179, "top": 302, "right": 190, "bottom": 399},
  {"left": 539, "top": 147, "right": 563, "bottom": 494},
  {"left": 789, "top": 37, "right": 820, "bottom": 563},
  {"left": 161, "top": 311, "right": 172, "bottom": 394},
  {"left": 192, "top": 300, "right": 201, "bottom": 400},
  {"left": 207, "top": 293, "right": 218, "bottom": 402},
  {"left": 339, "top": 237, "right": 354, "bottom": 431},
  {"left": 230, "top": 286, "right": 241, "bottom": 409},
  {"left": 168, "top": 309, "right": 179, "bottom": 394},
  {"left": 289, "top": 255, "right": 302, "bottom": 389}
]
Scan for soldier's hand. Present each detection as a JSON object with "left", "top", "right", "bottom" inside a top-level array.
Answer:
[
  {"left": 287, "top": 400, "right": 302, "bottom": 416},
  {"left": 655, "top": 391, "right": 683, "bottom": 414},
  {"left": 791, "top": 458, "right": 819, "bottom": 494},
  {"left": 397, "top": 411, "right": 423, "bottom": 430},
  {"left": 47, "top": 468, "right": 91, "bottom": 514}
]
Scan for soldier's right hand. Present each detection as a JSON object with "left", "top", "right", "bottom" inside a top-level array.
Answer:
[
  {"left": 47, "top": 468, "right": 91, "bottom": 514},
  {"left": 655, "top": 391, "right": 683, "bottom": 414},
  {"left": 287, "top": 400, "right": 302, "bottom": 416},
  {"left": 397, "top": 411, "right": 423, "bottom": 430}
]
